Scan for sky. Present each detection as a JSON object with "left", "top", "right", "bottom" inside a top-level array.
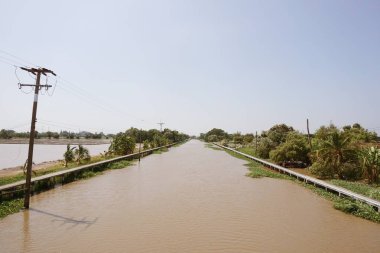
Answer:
[{"left": 0, "top": 0, "right": 379, "bottom": 136}]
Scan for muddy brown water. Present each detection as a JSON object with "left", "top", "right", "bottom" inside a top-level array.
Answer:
[{"left": 0, "top": 140, "right": 379, "bottom": 253}]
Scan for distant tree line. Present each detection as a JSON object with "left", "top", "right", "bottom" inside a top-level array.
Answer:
[
  {"left": 109, "top": 128, "right": 189, "bottom": 156},
  {"left": 200, "top": 123, "right": 380, "bottom": 183},
  {"left": 0, "top": 129, "right": 110, "bottom": 140}
]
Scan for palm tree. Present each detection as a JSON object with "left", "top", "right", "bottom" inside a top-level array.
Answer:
[
  {"left": 315, "top": 131, "right": 356, "bottom": 179},
  {"left": 63, "top": 145, "right": 76, "bottom": 167},
  {"left": 361, "top": 146, "right": 380, "bottom": 184},
  {"left": 75, "top": 145, "right": 90, "bottom": 165}
]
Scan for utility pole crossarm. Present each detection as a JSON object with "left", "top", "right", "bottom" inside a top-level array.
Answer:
[{"left": 157, "top": 122, "right": 165, "bottom": 132}]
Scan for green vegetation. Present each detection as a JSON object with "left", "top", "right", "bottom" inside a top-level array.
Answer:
[
  {"left": 74, "top": 145, "right": 91, "bottom": 164},
  {"left": 0, "top": 154, "right": 113, "bottom": 187},
  {"left": 223, "top": 147, "right": 380, "bottom": 223},
  {"left": 202, "top": 123, "right": 380, "bottom": 223},
  {"left": 109, "top": 127, "right": 189, "bottom": 154},
  {"left": 204, "top": 143, "right": 222, "bottom": 151},
  {"left": 0, "top": 199, "right": 23, "bottom": 219},
  {"left": 109, "top": 133, "right": 136, "bottom": 155},
  {"left": 269, "top": 132, "right": 310, "bottom": 165},
  {"left": 328, "top": 179, "right": 380, "bottom": 201},
  {"left": 0, "top": 129, "right": 109, "bottom": 140},
  {"left": 63, "top": 144, "right": 76, "bottom": 167},
  {"left": 360, "top": 146, "right": 380, "bottom": 184},
  {"left": 153, "top": 147, "right": 169, "bottom": 154},
  {"left": 201, "top": 123, "right": 379, "bottom": 183}
]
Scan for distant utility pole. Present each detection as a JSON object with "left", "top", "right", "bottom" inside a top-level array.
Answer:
[
  {"left": 157, "top": 122, "right": 165, "bottom": 132},
  {"left": 255, "top": 131, "right": 258, "bottom": 154},
  {"left": 19, "top": 67, "right": 56, "bottom": 209},
  {"left": 138, "top": 128, "right": 142, "bottom": 162},
  {"left": 307, "top": 118, "right": 312, "bottom": 150}
]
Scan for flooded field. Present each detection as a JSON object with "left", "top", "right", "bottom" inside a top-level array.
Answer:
[
  {"left": 0, "top": 140, "right": 379, "bottom": 252},
  {"left": 0, "top": 144, "right": 110, "bottom": 170}
]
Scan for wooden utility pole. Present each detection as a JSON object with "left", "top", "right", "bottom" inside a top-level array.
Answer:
[
  {"left": 255, "top": 131, "right": 258, "bottom": 154},
  {"left": 138, "top": 128, "right": 142, "bottom": 162},
  {"left": 307, "top": 118, "right": 312, "bottom": 150},
  {"left": 19, "top": 67, "right": 56, "bottom": 209}
]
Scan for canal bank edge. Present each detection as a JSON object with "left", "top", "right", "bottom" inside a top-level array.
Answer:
[{"left": 211, "top": 143, "right": 380, "bottom": 223}]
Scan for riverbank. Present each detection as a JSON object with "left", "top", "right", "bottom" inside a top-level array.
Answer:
[
  {"left": 212, "top": 144, "right": 380, "bottom": 223},
  {"left": 0, "top": 138, "right": 111, "bottom": 145}
]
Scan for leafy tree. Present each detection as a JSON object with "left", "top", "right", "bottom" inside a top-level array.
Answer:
[
  {"left": 313, "top": 124, "right": 338, "bottom": 142},
  {"left": 232, "top": 132, "right": 244, "bottom": 145},
  {"left": 204, "top": 128, "right": 228, "bottom": 142},
  {"left": 265, "top": 124, "right": 294, "bottom": 145},
  {"left": 207, "top": 134, "right": 219, "bottom": 142},
  {"left": 269, "top": 132, "right": 310, "bottom": 164},
  {"left": 74, "top": 145, "right": 90, "bottom": 164},
  {"left": 109, "top": 132, "right": 136, "bottom": 155},
  {"left": 0, "top": 129, "right": 14, "bottom": 139},
  {"left": 152, "top": 134, "right": 168, "bottom": 147},
  {"left": 63, "top": 145, "right": 76, "bottom": 167},
  {"left": 343, "top": 124, "right": 377, "bottom": 143},
  {"left": 257, "top": 138, "right": 276, "bottom": 159},
  {"left": 361, "top": 146, "right": 380, "bottom": 184},
  {"left": 311, "top": 130, "right": 359, "bottom": 179},
  {"left": 143, "top": 140, "right": 150, "bottom": 150},
  {"left": 243, "top": 134, "right": 254, "bottom": 144}
]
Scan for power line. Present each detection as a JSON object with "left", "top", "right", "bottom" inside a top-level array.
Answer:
[
  {"left": 56, "top": 75, "right": 157, "bottom": 125},
  {"left": 0, "top": 49, "right": 164, "bottom": 129},
  {"left": 0, "top": 49, "right": 38, "bottom": 67},
  {"left": 0, "top": 55, "right": 25, "bottom": 67}
]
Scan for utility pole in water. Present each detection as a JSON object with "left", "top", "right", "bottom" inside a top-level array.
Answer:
[{"left": 19, "top": 67, "right": 56, "bottom": 209}]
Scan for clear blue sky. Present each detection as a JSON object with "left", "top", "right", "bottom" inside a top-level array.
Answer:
[{"left": 0, "top": 0, "right": 379, "bottom": 135}]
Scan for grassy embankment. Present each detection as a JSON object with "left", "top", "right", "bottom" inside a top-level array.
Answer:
[{"left": 210, "top": 145, "right": 380, "bottom": 223}]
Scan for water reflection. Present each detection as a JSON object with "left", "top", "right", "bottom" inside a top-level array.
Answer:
[{"left": 22, "top": 210, "right": 30, "bottom": 253}]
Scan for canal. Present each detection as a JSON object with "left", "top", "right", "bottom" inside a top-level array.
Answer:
[{"left": 0, "top": 140, "right": 379, "bottom": 252}]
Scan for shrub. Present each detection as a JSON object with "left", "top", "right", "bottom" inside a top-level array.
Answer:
[
  {"left": 269, "top": 132, "right": 310, "bottom": 164},
  {"left": 257, "top": 138, "right": 276, "bottom": 159},
  {"left": 109, "top": 132, "right": 136, "bottom": 155},
  {"left": 340, "top": 162, "right": 363, "bottom": 181},
  {"left": 309, "top": 161, "right": 334, "bottom": 179}
]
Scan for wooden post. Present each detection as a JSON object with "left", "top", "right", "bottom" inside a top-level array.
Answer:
[
  {"left": 255, "top": 131, "right": 258, "bottom": 154},
  {"left": 23, "top": 71, "right": 41, "bottom": 209},
  {"left": 138, "top": 129, "right": 142, "bottom": 162},
  {"left": 307, "top": 119, "right": 312, "bottom": 150}
]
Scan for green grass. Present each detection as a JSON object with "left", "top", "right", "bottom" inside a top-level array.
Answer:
[
  {"left": 204, "top": 143, "right": 223, "bottom": 151},
  {"left": 328, "top": 180, "right": 380, "bottom": 201},
  {"left": 0, "top": 199, "right": 23, "bottom": 219},
  {"left": 153, "top": 147, "right": 169, "bottom": 154},
  {"left": 222, "top": 147, "right": 380, "bottom": 223},
  {"left": 237, "top": 147, "right": 257, "bottom": 157}
]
